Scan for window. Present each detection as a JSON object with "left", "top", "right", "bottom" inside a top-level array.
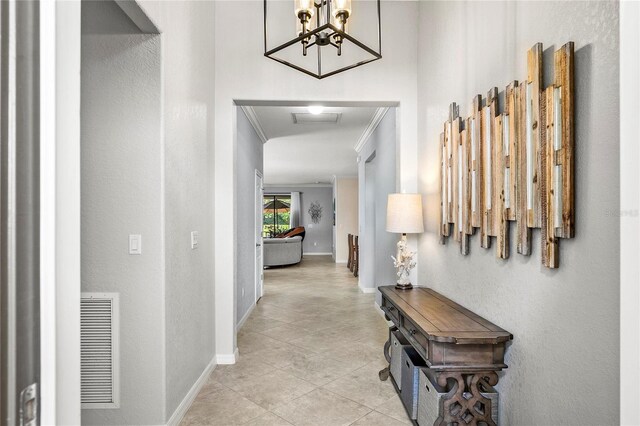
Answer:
[{"left": 263, "top": 194, "right": 291, "bottom": 237}]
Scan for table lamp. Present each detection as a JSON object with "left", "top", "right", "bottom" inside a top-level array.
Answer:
[{"left": 386, "top": 193, "right": 424, "bottom": 290}]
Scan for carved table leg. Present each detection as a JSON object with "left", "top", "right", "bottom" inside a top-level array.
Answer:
[
  {"left": 379, "top": 336, "right": 392, "bottom": 381},
  {"left": 435, "top": 371, "right": 499, "bottom": 425}
]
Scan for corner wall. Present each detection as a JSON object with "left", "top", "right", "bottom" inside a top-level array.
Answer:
[
  {"left": 417, "top": 1, "right": 619, "bottom": 423},
  {"left": 137, "top": 0, "right": 217, "bottom": 419},
  {"left": 81, "top": 2, "right": 164, "bottom": 424},
  {"left": 357, "top": 108, "right": 398, "bottom": 300},
  {"left": 236, "top": 108, "right": 264, "bottom": 326}
]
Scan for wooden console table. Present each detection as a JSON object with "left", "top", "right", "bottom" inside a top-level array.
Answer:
[{"left": 378, "top": 286, "right": 513, "bottom": 425}]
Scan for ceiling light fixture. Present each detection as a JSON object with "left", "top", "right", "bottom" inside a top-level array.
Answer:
[
  {"left": 263, "top": 0, "right": 382, "bottom": 79},
  {"left": 308, "top": 106, "right": 325, "bottom": 115}
]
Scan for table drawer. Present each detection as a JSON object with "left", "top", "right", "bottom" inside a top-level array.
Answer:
[
  {"left": 402, "top": 316, "right": 429, "bottom": 359},
  {"left": 382, "top": 297, "right": 400, "bottom": 324}
]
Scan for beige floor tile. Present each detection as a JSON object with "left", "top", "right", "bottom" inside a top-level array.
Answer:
[
  {"left": 321, "top": 363, "right": 397, "bottom": 409},
  {"left": 180, "top": 388, "right": 266, "bottom": 426},
  {"left": 244, "top": 412, "right": 294, "bottom": 426},
  {"left": 373, "top": 395, "right": 412, "bottom": 424},
  {"left": 240, "top": 343, "right": 313, "bottom": 369},
  {"left": 258, "top": 324, "right": 315, "bottom": 344},
  {"left": 229, "top": 369, "right": 316, "bottom": 410},
  {"left": 272, "top": 388, "right": 372, "bottom": 426},
  {"left": 280, "top": 353, "right": 368, "bottom": 387},
  {"left": 350, "top": 411, "right": 409, "bottom": 426},
  {"left": 209, "top": 358, "right": 273, "bottom": 388},
  {"left": 238, "top": 331, "right": 290, "bottom": 354},
  {"left": 241, "top": 316, "right": 290, "bottom": 333}
]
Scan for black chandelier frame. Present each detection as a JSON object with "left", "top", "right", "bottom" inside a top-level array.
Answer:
[{"left": 263, "top": 0, "right": 382, "bottom": 80}]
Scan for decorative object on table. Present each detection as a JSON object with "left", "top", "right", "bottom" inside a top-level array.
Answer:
[
  {"left": 307, "top": 201, "right": 322, "bottom": 224},
  {"left": 438, "top": 42, "right": 575, "bottom": 269},
  {"left": 386, "top": 193, "right": 424, "bottom": 290},
  {"left": 263, "top": 0, "right": 382, "bottom": 79}
]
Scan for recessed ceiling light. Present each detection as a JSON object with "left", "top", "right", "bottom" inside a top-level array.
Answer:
[{"left": 307, "top": 105, "right": 325, "bottom": 115}]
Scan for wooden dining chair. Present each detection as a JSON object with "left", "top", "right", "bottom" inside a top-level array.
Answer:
[
  {"left": 347, "top": 234, "right": 353, "bottom": 270},
  {"left": 353, "top": 235, "right": 359, "bottom": 277}
]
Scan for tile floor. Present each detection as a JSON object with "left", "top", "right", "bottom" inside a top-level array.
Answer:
[{"left": 181, "top": 256, "right": 411, "bottom": 426}]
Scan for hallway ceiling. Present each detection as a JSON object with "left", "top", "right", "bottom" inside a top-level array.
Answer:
[{"left": 250, "top": 106, "right": 379, "bottom": 185}]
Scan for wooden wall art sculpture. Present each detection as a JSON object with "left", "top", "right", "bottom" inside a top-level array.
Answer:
[{"left": 438, "top": 42, "right": 575, "bottom": 269}]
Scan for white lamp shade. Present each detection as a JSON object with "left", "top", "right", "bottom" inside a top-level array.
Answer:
[{"left": 386, "top": 193, "right": 424, "bottom": 234}]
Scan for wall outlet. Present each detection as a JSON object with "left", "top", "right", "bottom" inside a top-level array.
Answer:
[
  {"left": 191, "top": 231, "right": 199, "bottom": 249},
  {"left": 129, "top": 234, "right": 142, "bottom": 255}
]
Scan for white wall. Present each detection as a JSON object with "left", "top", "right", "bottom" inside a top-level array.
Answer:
[
  {"left": 53, "top": 1, "right": 82, "bottom": 424},
  {"left": 334, "top": 177, "right": 359, "bottom": 263},
  {"left": 417, "top": 1, "right": 619, "bottom": 424},
  {"left": 264, "top": 186, "right": 334, "bottom": 254},
  {"left": 81, "top": 2, "right": 165, "bottom": 424},
  {"left": 236, "top": 109, "right": 264, "bottom": 326},
  {"left": 357, "top": 109, "right": 398, "bottom": 299},
  {"left": 214, "top": 0, "right": 419, "bottom": 357}
]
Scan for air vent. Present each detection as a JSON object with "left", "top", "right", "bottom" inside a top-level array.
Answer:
[
  {"left": 81, "top": 293, "right": 119, "bottom": 409},
  {"left": 291, "top": 112, "right": 342, "bottom": 124}
]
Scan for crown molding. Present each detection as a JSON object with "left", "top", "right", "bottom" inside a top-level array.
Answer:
[
  {"left": 354, "top": 107, "right": 389, "bottom": 153},
  {"left": 240, "top": 106, "right": 268, "bottom": 144}
]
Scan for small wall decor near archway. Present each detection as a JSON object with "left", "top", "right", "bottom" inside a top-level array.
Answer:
[
  {"left": 439, "top": 42, "right": 575, "bottom": 269},
  {"left": 308, "top": 201, "right": 323, "bottom": 224}
]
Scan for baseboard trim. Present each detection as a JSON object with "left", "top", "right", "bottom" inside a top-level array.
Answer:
[
  {"left": 165, "top": 356, "right": 217, "bottom": 426},
  {"left": 358, "top": 283, "right": 377, "bottom": 294},
  {"left": 236, "top": 302, "right": 256, "bottom": 332},
  {"left": 374, "top": 301, "right": 386, "bottom": 318},
  {"left": 303, "top": 252, "right": 333, "bottom": 256},
  {"left": 216, "top": 348, "right": 239, "bottom": 365},
  {"left": 335, "top": 259, "right": 348, "bottom": 264}
]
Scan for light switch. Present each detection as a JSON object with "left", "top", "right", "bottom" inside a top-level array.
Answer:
[
  {"left": 191, "top": 231, "right": 199, "bottom": 249},
  {"left": 129, "top": 234, "right": 142, "bottom": 255}
]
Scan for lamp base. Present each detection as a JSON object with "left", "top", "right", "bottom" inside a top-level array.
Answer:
[{"left": 395, "top": 282, "right": 413, "bottom": 291}]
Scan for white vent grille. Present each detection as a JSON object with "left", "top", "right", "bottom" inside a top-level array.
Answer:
[
  {"left": 81, "top": 293, "right": 119, "bottom": 409},
  {"left": 291, "top": 112, "right": 342, "bottom": 124}
]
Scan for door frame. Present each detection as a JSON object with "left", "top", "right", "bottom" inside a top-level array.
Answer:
[{"left": 255, "top": 169, "right": 264, "bottom": 302}]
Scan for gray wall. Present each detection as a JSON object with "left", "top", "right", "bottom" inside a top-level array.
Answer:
[
  {"left": 358, "top": 108, "right": 398, "bottom": 301},
  {"left": 82, "top": 1, "right": 217, "bottom": 423},
  {"left": 264, "top": 186, "right": 334, "bottom": 255},
  {"left": 145, "top": 1, "right": 217, "bottom": 417},
  {"left": 236, "top": 108, "right": 264, "bottom": 326},
  {"left": 417, "top": 1, "right": 619, "bottom": 424},
  {"left": 81, "top": 2, "right": 164, "bottom": 424}
]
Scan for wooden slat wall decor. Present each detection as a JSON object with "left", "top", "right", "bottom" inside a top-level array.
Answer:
[
  {"left": 470, "top": 95, "right": 483, "bottom": 229},
  {"left": 480, "top": 90, "right": 498, "bottom": 249},
  {"left": 439, "top": 131, "right": 449, "bottom": 242},
  {"left": 437, "top": 41, "right": 575, "bottom": 269},
  {"left": 554, "top": 42, "right": 575, "bottom": 239},
  {"left": 505, "top": 82, "right": 519, "bottom": 222},
  {"left": 516, "top": 82, "right": 532, "bottom": 255},
  {"left": 494, "top": 114, "right": 509, "bottom": 259},
  {"left": 542, "top": 87, "right": 558, "bottom": 267},
  {"left": 526, "top": 43, "right": 543, "bottom": 229}
]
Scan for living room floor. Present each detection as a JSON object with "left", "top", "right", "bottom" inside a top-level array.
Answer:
[{"left": 180, "top": 255, "right": 411, "bottom": 426}]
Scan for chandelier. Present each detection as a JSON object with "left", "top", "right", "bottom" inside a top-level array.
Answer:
[{"left": 264, "top": 0, "right": 382, "bottom": 79}]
